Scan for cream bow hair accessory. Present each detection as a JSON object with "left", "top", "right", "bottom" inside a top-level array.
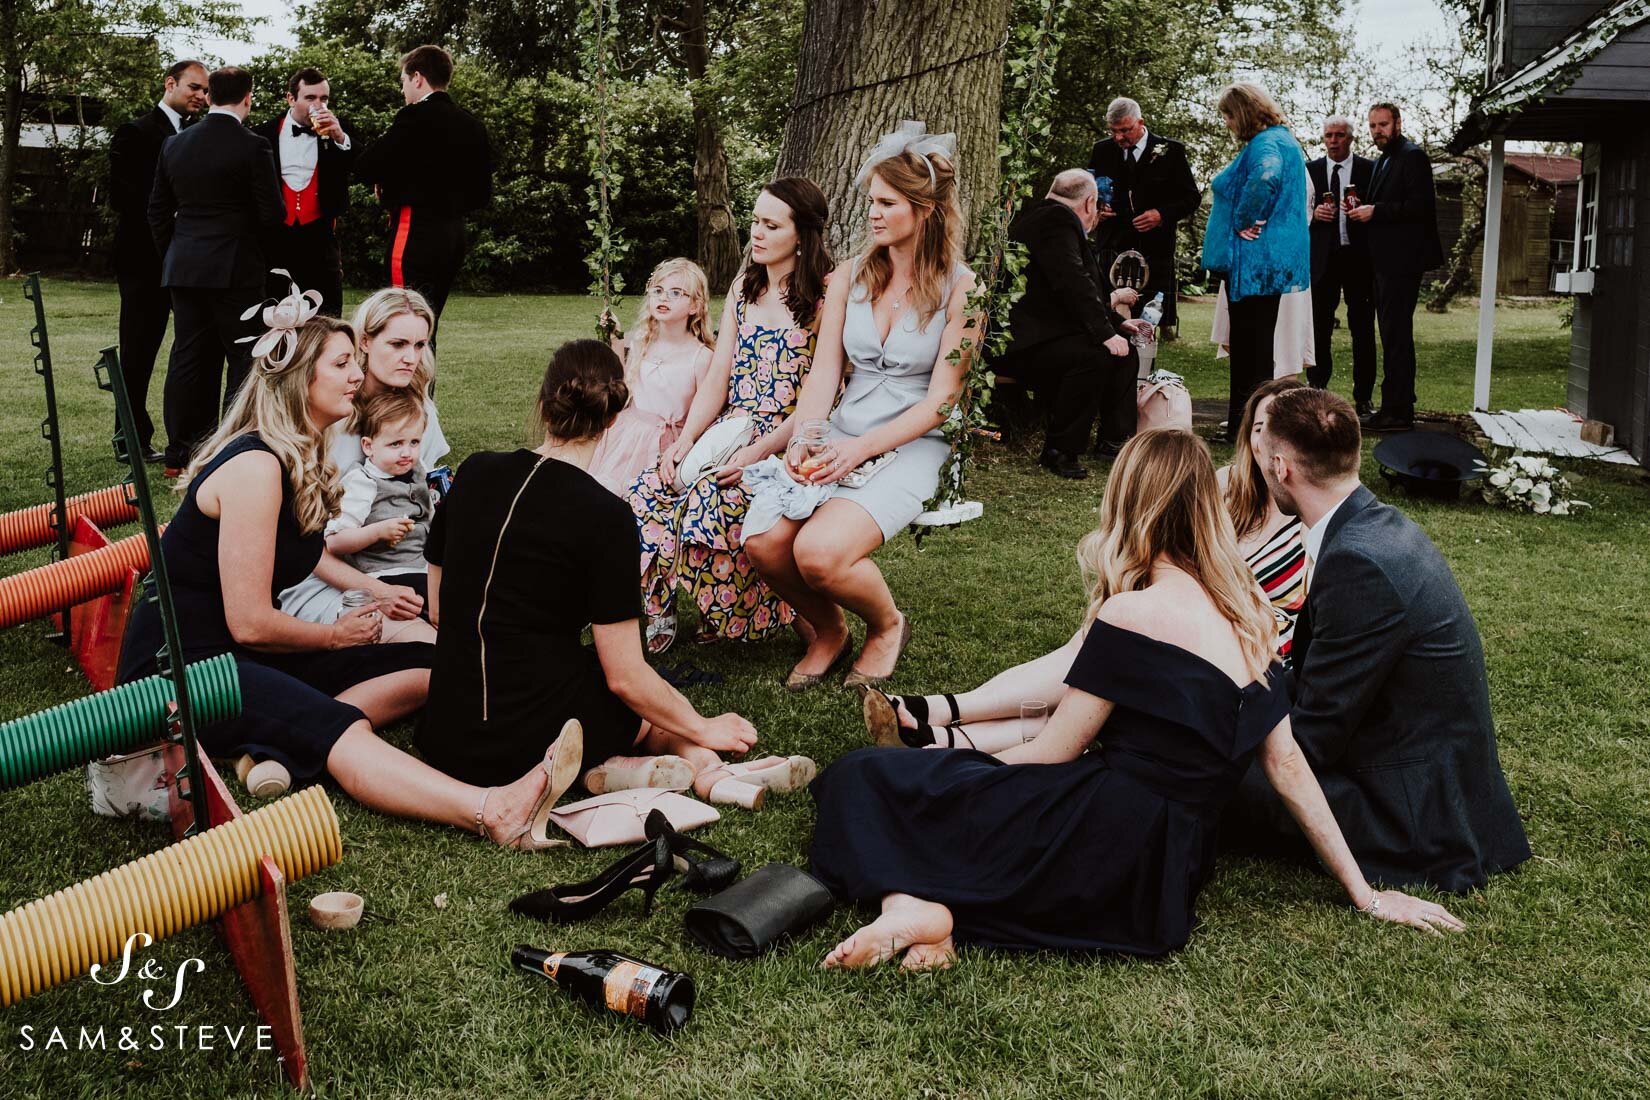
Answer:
[
  {"left": 236, "top": 269, "right": 323, "bottom": 370},
  {"left": 854, "top": 120, "right": 957, "bottom": 190}
]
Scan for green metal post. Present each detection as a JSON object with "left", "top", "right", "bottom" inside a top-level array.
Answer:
[
  {"left": 93, "top": 345, "right": 212, "bottom": 836},
  {"left": 23, "top": 273, "right": 71, "bottom": 644}
]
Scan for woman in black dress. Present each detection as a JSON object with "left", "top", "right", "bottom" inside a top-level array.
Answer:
[
  {"left": 810, "top": 430, "right": 1463, "bottom": 969},
  {"left": 418, "top": 340, "right": 763, "bottom": 802},
  {"left": 118, "top": 315, "right": 576, "bottom": 849}
]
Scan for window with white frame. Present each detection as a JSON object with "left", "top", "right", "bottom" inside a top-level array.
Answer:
[
  {"left": 1574, "top": 169, "right": 1599, "bottom": 272},
  {"left": 1487, "top": 0, "right": 1507, "bottom": 84}
]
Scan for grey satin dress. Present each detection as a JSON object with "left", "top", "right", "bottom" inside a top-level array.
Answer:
[{"left": 828, "top": 261, "right": 971, "bottom": 540}]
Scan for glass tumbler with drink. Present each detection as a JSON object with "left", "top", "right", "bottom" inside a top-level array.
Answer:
[{"left": 1020, "top": 700, "right": 1048, "bottom": 744}]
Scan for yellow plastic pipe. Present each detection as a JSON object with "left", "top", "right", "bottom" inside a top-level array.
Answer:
[{"left": 0, "top": 785, "right": 341, "bottom": 1006}]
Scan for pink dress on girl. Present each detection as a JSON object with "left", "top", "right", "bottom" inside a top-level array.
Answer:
[{"left": 589, "top": 346, "right": 712, "bottom": 496}]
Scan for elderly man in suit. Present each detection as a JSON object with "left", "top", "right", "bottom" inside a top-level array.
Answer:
[
  {"left": 1306, "top": 114, "right": 1377, "bottom": 414},
  {"left": 354, "top": 44, "right": 493, "bottom": 331},
  {"left": 148, "top": 66, "right": 284, "bottom": 474},
  {"left": 1224, "top": 387, "right": 1531, "bottom": 893},
  {"left": 253, "top": 67, "right": 358, "bottom": 318},
  {"left": 1086, "top": 97, "right": 1201, "bottom": 340},
  {"left": 999, "top": 169, "right": 1148, "bottom": 478},
  {"left": 107, "top": 59, "right": 208, "bottom": 463},
  {"left": 1345, "top": 102, "right": 1444, "bottom": 431}
]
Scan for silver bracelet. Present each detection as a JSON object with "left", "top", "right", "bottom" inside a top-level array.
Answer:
[{"left": 1358, "top": 894, "right": 1381, "bottom": 916}]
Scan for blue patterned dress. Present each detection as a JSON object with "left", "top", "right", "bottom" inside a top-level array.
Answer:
[{"left": 626, "top": 298, "right": 817, "bottom": 640}]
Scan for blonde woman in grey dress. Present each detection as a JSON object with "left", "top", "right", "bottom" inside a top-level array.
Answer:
[{"left": 745, "top": 122, "right": 977, "bottom": 691}]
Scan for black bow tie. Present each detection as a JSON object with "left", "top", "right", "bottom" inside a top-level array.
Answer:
[{"left": 291, "top": 122, "right": 316, "bottom": 137}]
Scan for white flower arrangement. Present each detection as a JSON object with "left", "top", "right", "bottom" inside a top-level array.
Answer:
[{"left": 1475, "top": 453, "right": 1589, "bottom": 515}]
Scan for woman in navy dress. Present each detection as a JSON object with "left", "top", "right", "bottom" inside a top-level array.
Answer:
[
  {"left": 119, "top": 314, "right": 574, "bottom": 849},
  {"left": 810, "top": 430, "right": 1463, "bottom": 969}
]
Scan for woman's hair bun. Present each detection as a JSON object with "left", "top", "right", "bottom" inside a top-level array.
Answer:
[{"left": 537, "top": 338, "right": 629, "bottom": 442}]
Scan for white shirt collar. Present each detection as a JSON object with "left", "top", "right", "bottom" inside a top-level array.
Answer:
[
  {"left": 1303, "top": 486, "right": 1358, "bottom": 565},
  {"left": 157, "top": 101, "right": 184, "bottom": 133},
  {"left": 1326, "top": 152, "right": 1351, "bottom": 172},
  {"left": 417, "top": 91, "right": 436, "bottom": 104},
  {"left": 1130, "top": 126, "right": 1150, "bottom": 161}
]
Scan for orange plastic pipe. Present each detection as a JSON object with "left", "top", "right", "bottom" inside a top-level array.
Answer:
[
  {"left": 0, "top": 785, "right": 342, "bottom": 1007},
  {"left": 0, "top": 529, "right": 159, "bottom": 631},
  {"left": 0, "top": 486, "right": 139, "bottom": 556}
]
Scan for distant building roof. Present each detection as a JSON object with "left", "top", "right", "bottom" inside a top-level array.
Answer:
[{"left": 1504, "top": 153, "right": 1581, "bottom": 183}]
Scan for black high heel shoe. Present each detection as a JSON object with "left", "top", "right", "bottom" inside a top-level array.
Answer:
[
  {"left": 861, "top": 690, "right": 974, "bottom": 749},
  {"left": 508, "top": 834, "right": 674, "bottom": 923},
  {"left": 645, "top": 810, "right": 740, "bottom": 893}
]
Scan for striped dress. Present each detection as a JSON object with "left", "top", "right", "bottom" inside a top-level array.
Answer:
[{"left": 1246, "top": 517, "right": 1307, "bottom": 669}]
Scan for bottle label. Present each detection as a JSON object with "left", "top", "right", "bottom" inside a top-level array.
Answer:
[
  {"left": 603, "top": 961, "right": 665, "bottom": 1021},
  {"left": 539, "top": 952, "right": 565, "bottom": 980}
]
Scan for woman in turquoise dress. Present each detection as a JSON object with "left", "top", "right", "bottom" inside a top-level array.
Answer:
[
  {"left": 627, "top": 178, "right": 832, "bottom": 652},
  {"left": 745, "top": 122, "right": 977, "bottom": 690}
]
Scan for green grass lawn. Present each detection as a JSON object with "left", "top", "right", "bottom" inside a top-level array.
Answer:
[{"left": 1, "top": 277, "right": 1646, "bottom": 1098}]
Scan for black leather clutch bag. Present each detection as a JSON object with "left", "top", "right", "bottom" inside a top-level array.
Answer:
[{"left": 683, "top": 863, "right": 835, "bottom": 960}]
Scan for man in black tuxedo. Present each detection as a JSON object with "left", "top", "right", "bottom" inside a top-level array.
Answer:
[
  {"left": 1225, "top": 387, "right": 1531, "bottom": 893},
  {"left": 1306, "top": 114, "right": 1377, "bottom": 414},
  {"left": 253, "top": 67, "right": 357, "bottom": 318},
  {"left": 1345, "top": 102, "right": 1444, "bottom": 431},
  {"left": 148, "top": 66, "right": 284, "bottom": 473},
  {"left": 107, "top": 59, "right": 208, "bottom": 463},
  {"left": 999, "top": 170, "right": 1144, "bottom": 479},
  {"left": 353, "top": 44, "right": 493, "bottom": 330},
  {"left": 1086, "top": 97, "right": 1201, "bottom": 337}
]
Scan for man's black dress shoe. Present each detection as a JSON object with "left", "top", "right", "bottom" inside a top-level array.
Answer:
[
  {"left": 1092, "top": 439, "right": 1124, "bottom": 460},
  {"left": 1038, "top": 447, "right": 1089, "bottom": 479},
  {"left": 114, "top": 439, "right": 165, "bottom": 465},
  {"left": 1362, "top": 408, "right": 1414, "bottom": 432},
  {"left": 1355, "top": 399, "right": 1375, "bottom": 418}
]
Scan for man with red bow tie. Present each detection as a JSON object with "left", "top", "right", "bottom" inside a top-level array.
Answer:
[{"left": 254, "top": 67, "right": 357, "bottom": 318}]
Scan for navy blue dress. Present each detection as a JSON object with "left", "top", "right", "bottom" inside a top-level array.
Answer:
[
  {"left": 118, "top": 433, "right": 434, "bottom": 781},
  {"left": 809, "top": 621, "right": 1292, "bottom": 956}
]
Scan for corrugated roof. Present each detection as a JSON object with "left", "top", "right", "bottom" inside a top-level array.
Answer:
[{"left": 1504, "top": 153, "right": 1580, "bottom": 183}]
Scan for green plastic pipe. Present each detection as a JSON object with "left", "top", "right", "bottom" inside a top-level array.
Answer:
[{"left": 0, "top": 654, "right": 241, "bottom": 789}]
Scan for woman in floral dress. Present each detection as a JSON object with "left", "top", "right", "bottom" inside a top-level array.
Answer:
[{"left": 627, "top": 177, "right": 833, "bottom": 651}]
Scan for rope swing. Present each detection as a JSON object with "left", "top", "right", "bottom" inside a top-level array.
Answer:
[
  {"left": 582, "top": 0, "right": 627, "bottom": 341},
  {"left": 912, "top": 0, "right": 1072, "bottom": 544}
]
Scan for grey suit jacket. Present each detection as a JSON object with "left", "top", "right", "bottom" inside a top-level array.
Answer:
[{"left": 1225, "top": 485, "right": 1530, "bottom": 892}]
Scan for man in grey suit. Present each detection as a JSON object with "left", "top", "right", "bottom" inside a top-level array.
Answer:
[
  {"left": 1224, "top": 387, "right": 1530, "bottom": 892},
  {"left": 148, "top": 65, "right": 284, "bottom": 473}
]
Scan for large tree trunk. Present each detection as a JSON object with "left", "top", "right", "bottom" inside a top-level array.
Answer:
[
  {"left": 776, "top": 0, "right": 1012, "bottom": 258},
  {"left": 0, "top": 0, "right": 21, "bottom": 275},
  {"left": 680, "top": 0, "right": 740, "bottom": 288}
]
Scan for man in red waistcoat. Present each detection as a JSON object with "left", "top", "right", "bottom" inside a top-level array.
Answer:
[{"left": 253, "top": 67, "right": 357, "bottom": 317}]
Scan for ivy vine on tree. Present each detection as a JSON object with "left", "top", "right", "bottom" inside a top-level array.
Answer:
[
  {"left": 926, "top": 0, "right": 1071, "bottom": 516},
  {"left": 580, "top": 0, "right": 629, "bottom": 339}
]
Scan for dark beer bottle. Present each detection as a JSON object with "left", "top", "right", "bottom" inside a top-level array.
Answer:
[{"left": 510, "top": 945, "right": 694, "bottom": 1033}]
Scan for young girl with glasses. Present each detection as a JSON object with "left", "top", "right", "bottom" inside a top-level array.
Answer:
[{"left": 588, "top": 257, "right": 716, "bottom": 496}]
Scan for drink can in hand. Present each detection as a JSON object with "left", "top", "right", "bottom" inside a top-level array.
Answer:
[{"left": 426, "top": 465, "right": 453, "bottom": 503}]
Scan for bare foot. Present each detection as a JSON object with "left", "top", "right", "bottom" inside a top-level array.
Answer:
[
  {"left": 821, "top": 893, "right": 953, "bottom": 970},
  {"left": 850, "top": 612, "right": 907, "bottom": 681},
  {"left": 901, "top": 936, "right": 957, "bottom": 971}
]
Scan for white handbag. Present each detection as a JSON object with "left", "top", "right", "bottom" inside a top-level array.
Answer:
[{"left": 674, "top": 415, "right": 753, "bottom": 491}]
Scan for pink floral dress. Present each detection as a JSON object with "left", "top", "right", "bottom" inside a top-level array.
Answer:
[{"left": 626, "top": 298, "right": 816, "bottom": 640}]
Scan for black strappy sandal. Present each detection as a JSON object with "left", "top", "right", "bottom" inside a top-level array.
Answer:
[{"left": 860, "top": 689, "right": 974, "bottom": 749}]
